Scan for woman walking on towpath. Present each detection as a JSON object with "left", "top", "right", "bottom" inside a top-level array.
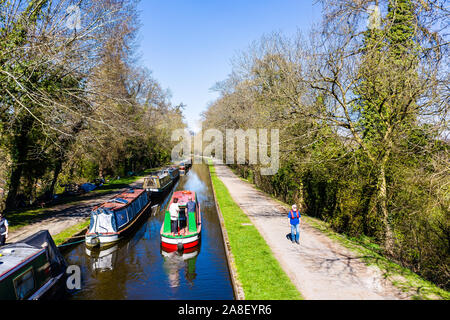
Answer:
[{"left": 288, "top": 204, "right": 301, "bottom": 245}]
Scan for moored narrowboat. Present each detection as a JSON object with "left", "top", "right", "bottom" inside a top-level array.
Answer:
[
  {"left": 85, "top": 188, "right": 151, "bottom": 248},
  {"left": 143, "top": 170, "right": 173, "bottom": 197},
  {"left": 160, "top": 190, "right": 201, "bottom": 251},
  {"left": 179, "top": 163, "right": 186, "bottom": 175},
  {"left": 0, "top": 230, "right": 67, "bottom": 300},
  {"left": 163, "top": 166, "right": 180, "bottom": 182},
  {"left": 185, "top": 158, "right": 192, "bottom": 169},
  {"left": 179, "top": 158, "right": 192, "bottom": 175}
]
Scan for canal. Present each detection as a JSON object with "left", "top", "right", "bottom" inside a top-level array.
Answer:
[{"left": 63, "top": 163, "right": 234, "bottom": 300}]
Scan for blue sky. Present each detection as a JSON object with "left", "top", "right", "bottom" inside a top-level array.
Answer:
[{"left": 137, "top": 0, "right": 322, "bottom": 132}]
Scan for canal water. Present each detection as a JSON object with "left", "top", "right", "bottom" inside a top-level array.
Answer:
[{"left": 63, "top": 163, "right": 234, "bottom": 300}]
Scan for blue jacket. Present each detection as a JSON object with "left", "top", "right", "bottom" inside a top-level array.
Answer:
[
  {"left": 186, "top": 201, "right": 196, "bottom": 213},
  {"left": 288, "top": 210, "right": 301, "bottom": 225},
  {"left": 0, "top": 218, "right": 8, "bottom": 235}
]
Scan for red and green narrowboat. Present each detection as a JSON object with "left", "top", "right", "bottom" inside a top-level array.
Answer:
[{"left": 160, "top": 191, "right": 201, "bottom": 251}]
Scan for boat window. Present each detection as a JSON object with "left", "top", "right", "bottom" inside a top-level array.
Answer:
[
  {"left": 140, "top": 193, "right": 147, "bottom": 209},
  {"left": 163, "top": 176, "right": 171, "bottom": 185},
  {"left": 115, "top": 209, "right": 129, "bottom": 229},
  {"left": 129, "top": 201, "right": 137, "bottom": 219},
  {"left": 14, "top": 267, "right": 35, "bottom": 300},
  {"left": 110, "top": 212, "right": 117, "bottom": 232},
  {"left": 138, "top": 194, "right": 144, "bottom": 210},
  {"left": 144, "top": 178, "right": 157, "bottom": 188}
]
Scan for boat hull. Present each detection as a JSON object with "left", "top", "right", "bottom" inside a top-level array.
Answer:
[
  {"left": 146, "top": 180, "right": 173, "bottom": 199},
  {"left": 161, "top": 233, "right": 200, "bottom": 251},
  {"left": 28, "top": 272, "right": 67, "bottom": 300},
  {"left": 85, "top": 234, "right": 119, "bottom": 248}
]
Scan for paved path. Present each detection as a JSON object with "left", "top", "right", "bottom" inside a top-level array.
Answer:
[
  {"left": 214, "top": 163, "right": 411, "bottom": 300},
  {"left": 8, "top": 178, "right": 145, "bottom": 243}
]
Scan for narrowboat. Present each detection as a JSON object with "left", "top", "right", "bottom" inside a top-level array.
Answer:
[
  {"left": 185, "top": 158, "right": 192, "bottom": 169},
  {"left": 0, "top": 230, "right": 67, "bottom": 300},
  {"left": 160, "top": 190, "right": 201, "bottom": 251},
  {"left": 179, "top": 163, "right": 186, "bottom": 175},
  {"left": 163, "top": 166, "right": 180, "bottom": 182},
  {"left": 85, "top": 188, "right": 151, "bottom": 248},
  {"left": 143, "top": 170, "right": 173, "bottom": 197},
  {"left": 179, "top": 159, "right": 192, "bottom": 175}
]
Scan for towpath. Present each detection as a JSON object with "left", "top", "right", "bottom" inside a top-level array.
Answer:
[
  {"left": 7, "top": 178, "right": 145, "bottom": 244},
  {"left": 213, "top": 163, "right": 411, "bottom": 300}
]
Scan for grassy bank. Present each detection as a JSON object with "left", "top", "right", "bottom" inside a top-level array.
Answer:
[
  {"left": 53, "top": 219, "right": 91, "bottom": 247},
  {"left": 232, "top": 168, "right": 450, "bottom": 300},
  {"left": 209, "top": 163, "right": 302, "bottom": 300}
]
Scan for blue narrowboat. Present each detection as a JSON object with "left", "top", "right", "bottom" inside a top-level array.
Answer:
[{"left": 85, "top": 188, "right": 151, "bottom": 248}]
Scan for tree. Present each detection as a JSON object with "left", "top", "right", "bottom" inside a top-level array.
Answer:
[
  {"left": 308, "top": 0, "right": 447, "bottom": 253},
  {"left": 0, "top": 0, "right": 148, "bottom": 210},
  {"left": 202, "top": 0, "right": 449, "bottom": 288}
]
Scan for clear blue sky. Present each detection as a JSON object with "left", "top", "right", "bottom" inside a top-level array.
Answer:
[{"left": 137, "top": 0, "right": 322, "bottom": 132}]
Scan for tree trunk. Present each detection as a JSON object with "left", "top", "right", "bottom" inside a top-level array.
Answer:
[
  {"left": 377, "top": 162, "right": 395, "bottom": 255},
  {"left": 4, "top": 158, "right": 27, "bottom": 211},
  {"left": 4, "top": 121, "right": 31, "bottom": 212},
  {"left": 46, "top": 160, "right": 63, "bottom": 201},
  {"left": 4, "top": 161, "right": 25, "bottom": 211}
]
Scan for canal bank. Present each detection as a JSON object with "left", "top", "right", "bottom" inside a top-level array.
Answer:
[
  {"left": 210, "top": 160, "right": 415, "bottom": 300},
  {"left": 208, "top": 165, "right": 245, "bottom": 300},
  {"left": 208, "top": 162, "right": 302, "bottom": 300},
  {"left": 228, "top": 169, "right": 450, "bottom": 300}
]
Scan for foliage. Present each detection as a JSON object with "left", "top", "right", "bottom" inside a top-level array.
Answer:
[
  {"left": 202, "top": 0, "right": 449, "bottom": 290},
  {"left": 0, "top": 0, "right": 186, "bottom": 212}
]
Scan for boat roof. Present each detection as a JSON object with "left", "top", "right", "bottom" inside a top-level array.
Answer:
[
  {"left": 164, "top": 166, "right": 178, "bottom": 171},
  {"left": 148, "top": 170, "right": 169, "bottom": 178},
  {"left": 94, "top": 188, "right": 145, "bottom": 212},
  {"left": 171, "top": 190, "right": 196, "bottom": 207},
  {"left": 0, "top": 246, "right": 44, "bottom": 279}
]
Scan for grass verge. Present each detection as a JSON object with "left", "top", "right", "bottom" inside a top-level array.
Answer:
[
  {"left": 209, "top": 163, "right": 302, "bottom": 300},
  {"left": 231, "top": 167, "right": 449, "bottom": 300},
  {"left": 302, "top": 216, "right": 449, "bottom": 300},
  {"left": 52, "top": 219, "right": 90, "bottom": 247}
]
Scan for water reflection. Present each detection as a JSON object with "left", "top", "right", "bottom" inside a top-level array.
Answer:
[
  {"left": 161, "top": 245, "right": 200, "bottom": 288},
  {"left": 86, "top": 245, "right": 119, "bottom": 272}
]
